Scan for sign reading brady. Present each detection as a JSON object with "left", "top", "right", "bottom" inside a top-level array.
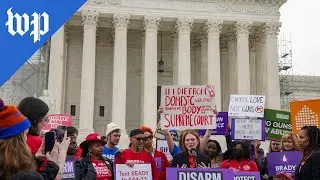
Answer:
[
  {"left": 228, "top": 95, "right": 265, "bottom": 118},
  {"left": 160, "top": 85, "right": 217, "bottom": 130},
  {"left": 267, "top": 152, "right": 302, "bottom": 176}
]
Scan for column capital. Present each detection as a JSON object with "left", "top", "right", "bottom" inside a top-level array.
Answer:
[
  {"left": 81, "top": 10, "right": 99, "bottom": 27},
  {"left": 176, "top": 18, "right": 194, "bottom": 33},
  {"left": 113, "top": 14, "right": 130, "bottom": 29},
  {"left": 143, "top": 16, "right": 160, "bottom": 32},
  {"left": 220, "top": 34, "right": 228, "bottom": 50},
  {"left": 199, "top": 27, "right": 207, "bottom": 43},
  {"left": 206, "top": 19, "right": 223, "bottom": 35},
  {"left": 263, "top": 22, "right": 282, "bottom": 37},
  {"left": 226, "top": 29, "right": 236, "bottom": 41},
  {"left": 235, "top": 21, "right": 252, "bottom": 37},
  {"left": 64, "top": 23, "right": 72, "bottom": 43}
]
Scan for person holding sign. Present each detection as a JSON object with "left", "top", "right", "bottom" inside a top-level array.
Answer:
[
  {"left": 221, "top": 141, "right": 259, "bottom": 172},
  {"left": 115, "top": 129, "right": 158, "bottom": 180},
  {"left": 75, "top": 133, "right": 114, "bottom": 180},
  {"left": 140, "top": 126, "right": 169, "bottom": 180},
  {"left": 170, "top": 130, "right": 210, "bottom": 168},
  {"left": 294, "top": 126, "right": 320, "bottom": 180}
]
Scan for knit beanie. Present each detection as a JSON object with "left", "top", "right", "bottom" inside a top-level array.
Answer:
[{"left": 0, "top": 99, "right": 31, "bottom": 139}]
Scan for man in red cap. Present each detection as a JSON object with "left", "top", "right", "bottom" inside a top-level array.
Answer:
[{"left": 115, "top": 129, "right": 158, "bottom": 180}]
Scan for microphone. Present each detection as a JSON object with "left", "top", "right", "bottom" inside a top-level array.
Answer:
[{"left": 190, "top": 148, "right": 198, "bottom": 158}]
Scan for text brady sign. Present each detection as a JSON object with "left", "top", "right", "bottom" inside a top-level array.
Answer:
[
  {"left": 267, "top": 152, "right": 302, "bottom": 177},
  {"left": 264, "top": 109, "right": 291, "bottom": 140},
  {"left": 160, "top": 85, "right": 217, "bottom": 130},
  {"left": 228, "top": 95, "right": 265, "bottom": 118},
  {"left": 166, "top": 168, "right": 233, "bottom": 180}
]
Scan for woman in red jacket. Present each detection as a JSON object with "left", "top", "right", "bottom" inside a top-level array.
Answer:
[
  {"left": 140, "top": 126, "right": 169, "bottom": 180},
  {"left": 221, "top": 141, "right": 259, "bottom": 172}
]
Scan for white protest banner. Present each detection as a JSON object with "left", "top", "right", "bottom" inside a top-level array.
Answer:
[
  {"left": 228, "top": 95, "right": 265, "bottom": 118},
  {"left": 155, "top": 139, "right": 179, "bottom": 161},
  {"left": 231, "top": 118, "right": 266, "bottom": 141},
  {"left": 115, "top": 164, "right": 152, "bottom": 180},
  {"left": 160, "top": 85, "right": 217, "bottom": 130}
]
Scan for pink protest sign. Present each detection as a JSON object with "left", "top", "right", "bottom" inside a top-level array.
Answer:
[
  {"left": 42, "top": 114, "right": 72, "bottom": 131},
  {"left": 160, "top": 85, "right": 217, "bottom": 130}
]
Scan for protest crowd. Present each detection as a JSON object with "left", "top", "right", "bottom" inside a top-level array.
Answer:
[{"left": 0, "top": 95, "right": 320, "bottom": 180}]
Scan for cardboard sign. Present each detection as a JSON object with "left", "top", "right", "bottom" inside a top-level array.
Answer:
[
  {"left": 198, "top": 112, "right": 228, "bottom": 136},
  {"left": 160, "top": 85, "right": 217, "bottom": 130},
  {"left": 264, "top": 109, "right": 291, "bottom": 140},
  {"left": 42, "top": 114, "right": 72, "bottom": 131},
  {"left": 290, "top": 99, "right": 320, "bottom": 134},
  {"left": 267, "top": 152, "right": 302, "bottom": 177},
  {"left": 115, "top": 164, "right": 152, "bottom": 180},
  {"left": 156, "top": 139, "right": 179, "bottom": 161},
  {"left": 233, "top": 171, "right": 261, "bottom": 180},
  {"left": 62, "top": 155, "right": 76, "bottom": 180},
  {"left": 231, "top": 118, "right": 266, "bottom": 141},
  {"left": 166, "top": 168, "right": 233, "bottom": 180},
  {"left": 228, "top": 95, "right": 265, "bottom": 118}
]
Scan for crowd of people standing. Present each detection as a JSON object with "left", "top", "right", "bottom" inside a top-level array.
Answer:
[{"left": 1, "top": 97, "right": 320, "bottom": 180}]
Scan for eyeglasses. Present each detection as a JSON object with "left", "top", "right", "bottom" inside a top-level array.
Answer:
[
  {"left": 145, "top": 135, "right": 153, "bottom": 141},
  {"left": 134, "top": 137, "right": 146, "bottom": 142}
]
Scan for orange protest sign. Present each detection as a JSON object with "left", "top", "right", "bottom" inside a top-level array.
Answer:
[{"left": 290, "top": 99, "right": 320, "bottom": 134}]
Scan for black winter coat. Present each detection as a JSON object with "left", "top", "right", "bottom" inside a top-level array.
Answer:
[
  {"left": 75, "top": 156, "right": 114, "bottom": 180},
  {"left": 295, "top": 151, "right": 320, "bottom": 180},
  {"left": 170, "top": 150, "right": 211, "bottom": 168}
]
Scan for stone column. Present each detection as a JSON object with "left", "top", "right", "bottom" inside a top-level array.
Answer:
[
  {"left": 235, "top": 21, "right": 252, "bottom": 94},
  {"left": 255, "top": 28, "right": 266, "bottom": 96},
  {"left": 176, "top": 18, "right": 193, "bottom": 85},
  {"left": 171, "top": 31, "right": 178, "bottom": 85},
  {"left": 48, "top": 26, "right": 65, "bottom": 114},
  {"left": 79, "top": 10, "right": 99, "bottom": 136},
  {"left": 249, "top": 33, "right": 258, "bottom": 95},
  {"left": 220, "top": 35, "right": 229, "bottom": 112},
  {"left": 200, "top": 30, "right": 208, "bottom": 84},
  {"left": 206, "top": 19, "right": 222, "bottom": 111},
  {"left": 227, "top": 30, "right": 237, "bottom": 96},
  {"left": 111, "top": 14, "right": 130, "bottom": 137},
  {"left": 141, "top": 16, "right": 160, "bottom": 129},
  {"left": 264, "top": 22, "right": 282, "bottom": 109}
]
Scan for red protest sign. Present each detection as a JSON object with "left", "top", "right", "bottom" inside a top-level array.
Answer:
[{"left": 42, "top": 114, "right": 72, "bottom": 131}]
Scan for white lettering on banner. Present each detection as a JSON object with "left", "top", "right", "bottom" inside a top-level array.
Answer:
[
  {"left": 5, "top": 7, "right": 49, "bottom": 43},
  {"left": 160, "top": 85, "right": 217, "bottom": 130},
  {"left": 234, "top": 176, "right": 256, "bottom": 180},
  {"left": 178, "top": 172, "right": 222, "bottom": 180},
  {"left": 275, "top": 165, "right": 296, "bottom": 171},
  {"left": 228, "top": 95, "right": 265, "bottom": 118}
]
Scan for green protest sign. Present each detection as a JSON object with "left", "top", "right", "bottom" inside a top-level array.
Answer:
[{"left": 264, "top": 109, "right": 291, "bottom": 140}]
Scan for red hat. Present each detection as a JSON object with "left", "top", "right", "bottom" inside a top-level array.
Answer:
[{"left": 79, "top": 133, "right": 106, "bottom": 149}]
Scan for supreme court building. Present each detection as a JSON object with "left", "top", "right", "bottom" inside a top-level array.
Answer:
[{"left": 47, "top": 0, "right": 286, "bottom": 141}]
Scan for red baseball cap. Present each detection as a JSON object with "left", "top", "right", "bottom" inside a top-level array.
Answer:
[{"left": 79, "top": 133, "right": 106, "bottom": 149}]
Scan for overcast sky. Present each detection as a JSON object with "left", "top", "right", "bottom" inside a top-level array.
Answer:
[{"left": 280, "top": 0, "right": 320, "bottom": 76}]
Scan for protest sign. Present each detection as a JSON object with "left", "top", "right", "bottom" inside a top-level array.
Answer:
[
  {"left": 264, "top": 109, "right": 291, "bottom": 140},
  {"left": 160, "top": 85, "right": 217, "bottom": 130},
  {"left": 198, "top": 112, "right": 228, "bottom": 136},
  {"left": 232, "top": 118, "right": 266, "bottom": 141},
  {"left": 154, "top": 157, "right": 162, "bottom": 172},
  {"left": 42, "top": 114, "right": 72, "bottom": 131},
  {"left": 156, "top": 139, "right": 179, "bottom": 161},
  {"left": 267, "top": 151, "right": 302, "bottom": 177},
  {"left": 166, "top": 168, "right": 233, "bottom": 180},
  {"left": 233, "top": 171, "right": 261, "bottom": 180},
  {"left": 290, "top": 99, "right": 320, "bottom": 134},
  {"left": 115, "top": 164, "right": 152, "bottom": 180},
  {"left": 228, "top": 95, "right": 265, "bottom": 118},
  {"left": 62, "top": 155, "right": 75, "bottom": 180}
]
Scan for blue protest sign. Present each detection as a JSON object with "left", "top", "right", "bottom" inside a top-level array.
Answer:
[{"left": 0, "top": 0, "right": 86, "bottom": 86}]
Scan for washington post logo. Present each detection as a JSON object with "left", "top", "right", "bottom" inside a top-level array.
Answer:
[{"left": 5, "top": 7, "right": 49, "bottom": 43}]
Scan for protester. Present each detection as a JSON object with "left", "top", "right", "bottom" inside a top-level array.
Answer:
[
  {"left": 115, "top": 129, "right": 158, "bottom": 180},
  {"left": 204, "top": 139, "right": 223, "bottom": 168},
  {"left": 66, "top": 126, "right": 82, "bottom": 160},
  {"left": 294, "top": 126, "right": 320, "bottom": 180},
  {"left": 0, "top": 99, "right": 59, "bottom": 180},
  {"left": 103, "top": 122, "right": 121, "bottom": 162},
  {"left": 269, "top": 140, "right": 281, "bottom": 153},
  {"left": 140, "top": 126, "right": 169, "bottom": 180},
  {"left": 17, "top": 97, "right": 49, "bottom": 155},
  {"left": 75, "top": 133, "right": 114, "bottom": 180},
  {"left": 171, "top": 130, "right": 211, "bottom": 168},
  {"left": 261, "top": 140, "right": 282, "bottom": 180},
  {"left": 221, "top": 141, "right": 259, "bottom": 172},
  {"left": 281, "top": 132, "right": 300, "bottom": 151},
  {"left": 101, "top": 136, "right": 107, "bottom": 143}
]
